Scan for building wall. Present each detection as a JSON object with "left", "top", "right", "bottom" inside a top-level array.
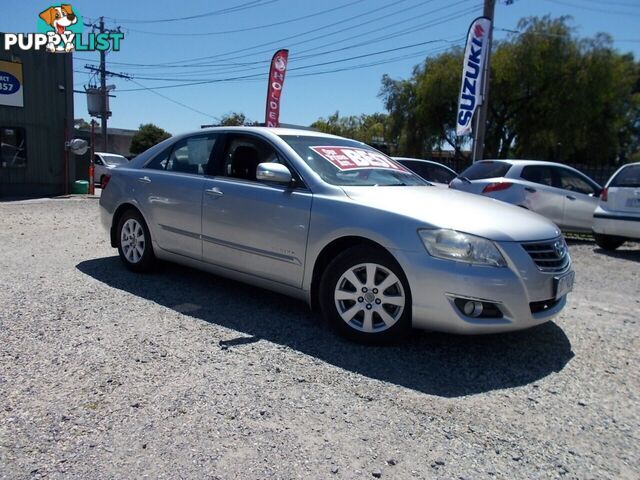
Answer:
[{"left": 0, "top": 33, "right": 74, "bottom": 197}]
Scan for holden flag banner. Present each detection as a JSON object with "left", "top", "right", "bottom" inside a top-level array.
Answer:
[
  {"left": 456, "top": 16, "right": 492, "bottom": 136},
  {"left": 265, "top": 49, "right": 289, "bottom": 127}
]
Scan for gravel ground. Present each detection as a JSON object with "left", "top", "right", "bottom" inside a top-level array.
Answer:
[{"left": 0, "top": 197, "right": 638, "bottom": 479}]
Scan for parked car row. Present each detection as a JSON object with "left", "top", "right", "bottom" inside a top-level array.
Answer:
[
  {"left": 401, "top": 157, "right": 639, "bottom": 251},
  {"left": 99, "top": 127, "right": 576, "bottom": 344}
]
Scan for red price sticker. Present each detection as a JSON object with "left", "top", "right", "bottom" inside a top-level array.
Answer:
[{"left": 310, "top": 146, "right": 407, "bottom": 172}]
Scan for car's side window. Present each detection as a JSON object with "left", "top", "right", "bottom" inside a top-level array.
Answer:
[
  {"left": 145, "top": 135, "right": 217, "bottom": 175},
  {"left": 404, "top": 161, "right": 429, "bottom": 180},
  {"left": 221, "top": 135, "right": 285, "bottom": 182},
  {"left": 521, "top": 165, "right": 554, "bottom": 187},
  {"left": 557, "top": 168, "right": 595, "bottom": 195},
  {"left": 429, "top": 165, "right": 456, "bottom": 184},
  {"left": 94, "top": 155, "right": 104, "bottom": 166}
]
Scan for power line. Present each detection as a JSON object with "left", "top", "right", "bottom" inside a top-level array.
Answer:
[
  {"left": 496, "top": 27, "right": 640, "bottom": 44},
  {"left": 88, "top": 1, "right": 478, "bottom": 80},
  {"left": 103, "top": 0, "right": 277, "bottom": 24},
  {"left": 544, "top": 0, "right": 640, "bottom": 17},
  {"left": 125, "top": 0, "right": 367, "bottom": 36},
  {"left": 126, "top": 79, "right": 218, "bottom": 120},
  {"left": 76, "top": 0, "right": 417, "bottom": 69},
  {"left": 115, "top": 37, "right": 465, "bottom": 92}
]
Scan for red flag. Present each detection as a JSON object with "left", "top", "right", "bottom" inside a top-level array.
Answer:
[{"left": 265, "top": 49, "right": 289, "bottom": 127}]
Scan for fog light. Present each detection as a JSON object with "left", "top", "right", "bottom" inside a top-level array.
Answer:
[{"left": 463, "top": 301, "right": 484, "bottom": 317}]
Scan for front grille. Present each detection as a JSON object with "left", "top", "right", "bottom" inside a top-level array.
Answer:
[{"left": 521, "top": 238, "right": 570, "bottom": 272}]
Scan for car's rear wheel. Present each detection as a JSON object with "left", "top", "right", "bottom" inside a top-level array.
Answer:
[
  {"left": 319, "top": 247, "right": 411, "bottom": 344},
  {"left": 593, "top": 233, "right": 625, "bottom": 251},
  {"left": 116, "top": 209, "right": 155, "bottom": 272}
]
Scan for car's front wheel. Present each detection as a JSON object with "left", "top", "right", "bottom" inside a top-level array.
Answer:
[
  {"left": 593, "top": 233, "right": 625, "bottom": 251},
  {"left": 116, "top": 209, "right": 155, "bottom": 272},
  {"left": 319, "top": 246, "right": 411, "bottom": 344}
]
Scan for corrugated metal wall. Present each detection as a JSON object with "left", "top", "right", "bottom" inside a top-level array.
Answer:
[{"left": 0, "top": 33, "right": 74, "bottom": 197}]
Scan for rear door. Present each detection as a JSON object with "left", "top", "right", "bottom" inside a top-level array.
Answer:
[
  {"left": 519, "top": 164, "right": 565, "bottom": 225},
  {"left": 136, "top": 133, "right": 219, "bottom": 260},
  {"left": 606, "top": 164, "right": 640, "bottom": 214},
  {"left": 553, "top": 166, "right": 601, "bottom": 231}
]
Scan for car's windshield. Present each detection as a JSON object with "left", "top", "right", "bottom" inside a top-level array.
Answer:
[
  {"left": 279, "top": 135, "right": 428, "bottom": 186},
  {"left": 102, "top": 154, "right": 128, "bottom": 166},
  {"left": 611, "top": 164, "right": 640, "bottom": 188}
]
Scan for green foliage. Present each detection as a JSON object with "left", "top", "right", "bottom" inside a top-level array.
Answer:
[
  {"left": 311, "top": 111, "right": 388, "bottom": 144},
  {"left": 73, "top": 118, "right": 91, "bottom": 130},
  {"left": 218, "top": 112, "right": 253, "bottom": 126},
  {"left": 130, "top": 123, "right": 171, "bottom": 155},
  {"left": 378, "top": 15, "right": 640, "bottom": 164}
]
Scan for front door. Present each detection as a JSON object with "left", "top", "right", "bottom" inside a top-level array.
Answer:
[{"left": 202, "top": 134, "right": 312, "bottom": 288}]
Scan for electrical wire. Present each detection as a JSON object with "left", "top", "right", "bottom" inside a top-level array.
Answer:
[
  {"left": 81, "top": 0, "right": 478, "bottom": 81},
  {"left": 102, "top": 0, "right": 278, "bottom": 24},
  {"left": 125, "top": 79, "right": 218, "bottom": 119},
  {"left": 544, "top": 0, "right": 640, "bottom": 17},
  {"left": 125, "top": 0, "right": 367, "bottom": 36},
  {"left": 90, "top": 0, "right": 420, "bottom": 67},
  {"left": 115, "top": 37, "right": 466, "bottom": 91}
]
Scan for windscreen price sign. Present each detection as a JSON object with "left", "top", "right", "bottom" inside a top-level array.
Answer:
[
  {"left": 0, "top": 61, "right": 24, "bottom": 107},
  {"left": 311, "top": 146, "right": 408, "bottom": 171}
]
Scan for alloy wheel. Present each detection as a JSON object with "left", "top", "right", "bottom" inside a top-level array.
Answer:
[
  {"left": 120, "top": 218, "right": 146, "bottom": 264},
  {"left": 334, "top": 262, "right": 405, "bottom": 333}
]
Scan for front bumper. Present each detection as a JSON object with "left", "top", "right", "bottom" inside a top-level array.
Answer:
[{"left": 391, "top": 240, "right": 572, "bottom": 334}]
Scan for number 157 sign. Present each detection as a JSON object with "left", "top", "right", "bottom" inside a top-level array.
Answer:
[{"left": 0, "top": 61, "right": 24, "bottom": 108}]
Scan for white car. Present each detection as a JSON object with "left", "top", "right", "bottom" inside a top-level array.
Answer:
[
  {"left": 94, "top": 152, "right": 129, "bottom": 187},
  {"left": 392, "top": 157, "right": 457, "bottom": 187},
  {"left": 593, "top": 162, "right": 640, "bottom": 250},
  {"left": 450, "top": 160, "right": 602, "bottom": 233}
]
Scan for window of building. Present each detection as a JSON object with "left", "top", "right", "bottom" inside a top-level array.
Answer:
[{"left": 0, "top": 127, "right": 26, "bottom": 168}]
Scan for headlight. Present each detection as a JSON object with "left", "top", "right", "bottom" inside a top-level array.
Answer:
[{"left": 418, "top": 229, "right": 507, "bottom": 267}]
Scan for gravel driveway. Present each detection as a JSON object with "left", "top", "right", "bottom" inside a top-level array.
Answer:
[{"left": 0, "top": 197, "right": 638, "bottom": 479}]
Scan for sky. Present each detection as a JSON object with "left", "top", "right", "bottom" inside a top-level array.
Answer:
[{"left": 3, "top": 0, "right": 640, "bottom": 135}]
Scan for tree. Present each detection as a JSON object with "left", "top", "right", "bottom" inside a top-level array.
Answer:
[
  {"left": 379, "top": 16, "right": 640, "bottom": 164},
  {"left": 74, "top": 118, "right": 91, "bottom": 130},
  {"left": 130, "top": 123, "right": 172, "bottom": 155},
  {"left": 217, "top": 112, "right": 258, "bottom": 126},
  {"left": 311, "top": 112, "right": 389, "bottom": 144}
]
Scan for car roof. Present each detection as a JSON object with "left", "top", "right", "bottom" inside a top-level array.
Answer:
[
  {"left": 180, "top": 126, "right": 344, "bottom": 139},
  {"left": 476, "top": 159, "right": 574, "bottom": 167}
]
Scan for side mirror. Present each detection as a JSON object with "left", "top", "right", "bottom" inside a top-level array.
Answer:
[{"left": 256, "top": 162, "right": 292, "bottom": 184}]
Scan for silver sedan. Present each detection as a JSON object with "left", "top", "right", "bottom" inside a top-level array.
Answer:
[
  {"left": 99, "top": 128, "right": 573, "bottom": 343},
  {"left": 450, "top": 160, "right": 602, "bottom": 233}
]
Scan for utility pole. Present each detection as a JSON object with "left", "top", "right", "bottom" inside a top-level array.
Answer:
[
  {"left": 98, "top": 16, "right": 108, "bottom": 152},
  {"left": 472, "top": 0, "right": 496, "bottom": 161}
]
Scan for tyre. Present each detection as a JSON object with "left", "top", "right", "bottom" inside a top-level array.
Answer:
[
  {"left": 593, "top": 233, "right": 625, "bottom": 251},
  {"left": 99, "top": 175, "right": 105, "bottom": 187},
  {"left": 116, "top": 209, "right": 155, "bottom": 272},
  {"left": 319, "top": 246, "right": 411, "bottom": 344}
]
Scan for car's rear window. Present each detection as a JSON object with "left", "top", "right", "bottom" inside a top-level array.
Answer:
[
  {"left": 459, "top": 161, "right": 511, "bottom": 180},
  {"left": 610, "top": 165, "right": 640, "bottom": 188}
]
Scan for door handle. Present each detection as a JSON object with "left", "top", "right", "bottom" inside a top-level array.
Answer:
[
  {"left": 566, "top": 195, "right": 577, "bottom": 201},
  {"left": 524, "top": 186, "right": 537, "bottom": 193},
  {"left": 205, "top": 187, "right": 224, "bottom": 197},
  {"left": 138, "top": 176, "right": 151, "bottom": 184}
]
